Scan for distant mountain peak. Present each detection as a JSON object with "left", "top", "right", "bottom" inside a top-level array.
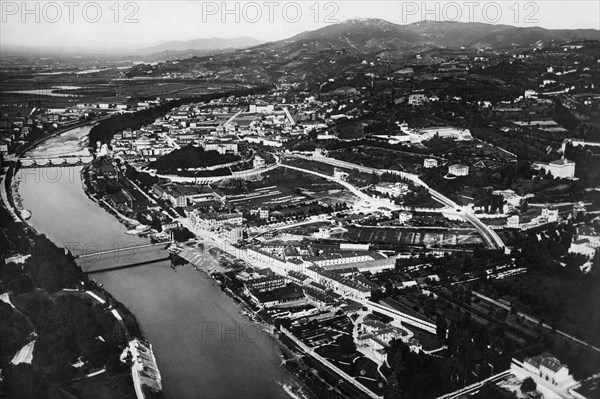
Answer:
[{"left": 138, "top": 36, "right": 263, "bottom": 55}]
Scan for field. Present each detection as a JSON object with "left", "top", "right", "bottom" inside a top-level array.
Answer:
[
  {"left": 282, "top": 157, "right": 376, "bottom": 188},
  {"left": 218, "top": 168, "right": 357, "bottom": 210},
  {"left": 335, "top": 226, "right": 484, "bottom": 247},
  {"left": 0, "top": 65, "right": 244, "bottom": 106}
]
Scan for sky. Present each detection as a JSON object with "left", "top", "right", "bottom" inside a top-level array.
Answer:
[{"left": 1, "top": 0, "right": 599, "bottom": 52}]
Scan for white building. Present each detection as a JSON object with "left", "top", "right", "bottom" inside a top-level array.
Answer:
[
  {"left": 189, "top": 211, "right": 243, "bottom": 231},
  {"left": 398, "top": 212, "right": 413, "bottom": 224},
  {"left": 507, "top": 215, "right": 520, "bottom": 228},
  {"left": 541, "top": 207, "right": 559, "bottom": 223},
  {"left": 535, "top": 157, "right": 576, "bottom": 179},
  {"left": 202, "top": 140, "right": 239, "bottom": 155},
  {"left": 373, "top": 182, "right": 409, "bottom": 197},
  {"left": 419, "top": 127, "right": 473, "bottom": 141},
  {"left": 449, "top": 164, "right": 469, "bottom": 176},
  {"left": 249, "top": 103, "right": 274, "bottom": 113},
  {"left": 316, "top": 131, "right": 338, "bottom": 140},
  {"left": 333, "top": 168, "right": 349, "bottom": 180},
  {"left": 569, "top": 239, "right": 597, "bottom": 258},
  {"left": 522, "top": 353, "right": 574, "bottom": 387},
  {"left": 408, "top": 93, "right": 428, "bottom": 107},
  {"left": 423, "top": 158, "right": 438, "bottom": 168},
  {"left": 524, "top": 89, "right": 538, "bottom": 98}
]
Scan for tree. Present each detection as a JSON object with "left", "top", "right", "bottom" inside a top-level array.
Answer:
[
  {"left": 520, "top": 377, "right": 537, "bottom": 393},
  {"left": 436, "top": 315, "right": 447, "bottom": 344},
  {"left": 2, "top": 364, "right": 49, "bottom": 399},
  {"left": 337, "top": 334, "right": 356, "bottom": 355},
  {"left": 520, "top": 199, "right": 529, "bottom": 213},
  {"left": 384, "top": 371, "right": 404, "bottom": 399}
]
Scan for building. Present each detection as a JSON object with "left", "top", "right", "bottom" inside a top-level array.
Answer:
[
  {"left": 492, "top": 189, "right": 518, "bottom": 200},
  {"left": 316, "top": 131, "right": 338, "bottom": 140},
  {"left": 398, "top": 211, "right": 413, "bottom": 224},
  {"left": 534, "top": 157, "right": 576, "bottom": 179},
  {"left": 569, "top": 239, "right": 597, "bottom": 258},
  {"left": 573, "top": 202, "right": 587, "bottom": 216},
  {"left": 248, "top": 285, "right": 305, "bottom": 308},
  {"left": 249, "top": 103, "right": 275, "bottom": 113},
  {"left": 575, "top": 225, "right": 600, "bottom": 247},
  {"left": 423, "top": 158, "right": 438, "bottom": 168},
  {"left": 245, "top": 275, "right": 287, "bottom": 292},
  {"left": 307, "top": 251, "right": 383, "bottom": 268},
  {"left": 189, "top": 211, "right": 243, "bottom": 231},
  {"left": 546, "top": 158, "right": 576, "bottom": 179},
  {"left": 507, "top": 215, "right": 520, "bottom": 228},
  {"left": 373, "top": 182, "right": 409, "bottom": 197},
  {"left": 153, "top": 184, "right": 224, "bottom": 208},
  {"left": 541, "top": 207, "right": 559, "bottom": 223},
  {"left": 253, "top": 155, "right": 266, "bottom": 168},
  {"left": 339, "top": 243, "right": 370, "bottom": 252},
  {"left": 202, "top": 139, "right": 239, "bottom": 155},
  {"left": 523, "top": 353, "right": 574, "bottom": 386},
  {"left": 249, "top": 207, "right": 270, "bottom": 220},
  {"left": 224, "top": 226, "right": 244, "bottom": 244},
  {"left": 448, "top": 164, "right": 469, "bottom": 176},
  {"left": 305, "top": 266, "right": 380, "bottom": 300},
  {"left": 419, "top": 127, "right": 473, "bottom": 141},
  {"left": 408, "top": 93, "right": 428, "bottom": 107},
  {"left": 333, "top": 168, "right": 349, "bottom": 180}
]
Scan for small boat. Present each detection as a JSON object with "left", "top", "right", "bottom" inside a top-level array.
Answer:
[{"left": 20, "top": 210, "right": 32, "bottom": 220}]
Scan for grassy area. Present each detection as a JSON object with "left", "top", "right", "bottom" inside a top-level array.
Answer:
[
  {"left": 219, "top": 168, "right": 354, "bottom": 210},
  {"left": 483, "top": 271, "right": 600, "bottom": 347}
]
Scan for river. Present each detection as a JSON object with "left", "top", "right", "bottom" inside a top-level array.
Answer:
[{"left": 16, "top": 125, "right": 295, "bottom": 399}]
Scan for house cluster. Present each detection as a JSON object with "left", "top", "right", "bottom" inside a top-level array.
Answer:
[
  {"left": 111, "top": 93, "right": 352, "bottom": 165},
  {"left": 243, "top": 243, "right": 394, "bottom": 301},
  {"left": 507, "top": 207, "right": 559, "bottom": 230},
  {"left": 0, "top": 106, "right": 91, "bottom": 155}
]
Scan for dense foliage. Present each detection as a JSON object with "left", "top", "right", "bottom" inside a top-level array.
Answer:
[{"left": 147, "top": 145, "right": 239, "bottom": 174}]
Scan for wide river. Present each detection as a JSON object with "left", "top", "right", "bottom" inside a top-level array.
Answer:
[{"left": 16, "top": 126, "right": 295, "bottom": 399}]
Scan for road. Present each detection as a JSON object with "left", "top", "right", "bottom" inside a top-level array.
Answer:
[
  {"left": 280, "top": 163, "right": 401, "bottom": 212},
  {"left": 287, "top": 154, "right": 505, "bottom": 250},
  {"left": 436, "top": 370, "right": 511, "bottom": 399}
]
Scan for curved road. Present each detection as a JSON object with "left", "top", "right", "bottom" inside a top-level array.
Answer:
[{"left": 285, "top": 154, "right": 505, "bottom": 250}]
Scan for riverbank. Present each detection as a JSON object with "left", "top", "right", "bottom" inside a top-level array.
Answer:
[
  {"left": 0, "top": 124, "right": 162, "bottom": 399},
  {"left": 0, "top": 200, "right": 157, "bottom": 399},
  {"left": 9, "top": 104, "right": 302, "bottom": 398},
  {"left": 80, "top": 163, "right": 140, "bottom": 230},
  {"left": 206, "top": 258, "right": 312, "bottom": 399}
]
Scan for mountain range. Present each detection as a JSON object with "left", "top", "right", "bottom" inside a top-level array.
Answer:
[
  {"left": 3, "top": 19, "right": 598, "bottom": 59},
  {"left": 124, "top": 18, "right": 599, "bottom": 82},
  {"left": 279, "top": 19, "right": 599, "bottom": 51}
]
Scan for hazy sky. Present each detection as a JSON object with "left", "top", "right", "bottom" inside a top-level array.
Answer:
[{"left": 1, "top": 0, "right": 599, "bottom": 52}]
